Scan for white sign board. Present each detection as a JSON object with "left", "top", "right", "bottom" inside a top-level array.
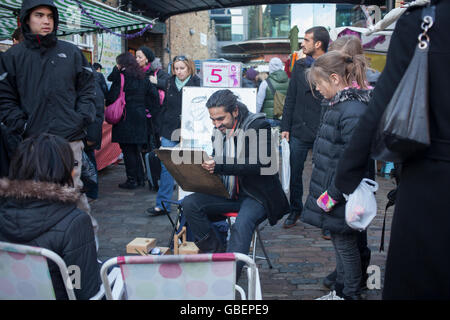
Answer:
[
  {"left": 178, "top": 86, "right": 257, "bottom": 200},
  {"left": 180, "top": 87, "right": 257, "bottom": 155},
  {"left": 202, "top": 62, "right": 242, "bottom": 88}
]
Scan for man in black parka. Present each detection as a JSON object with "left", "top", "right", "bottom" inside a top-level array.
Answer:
[{"left": 0, "top": 0, "right": 97, "bottom": 232}]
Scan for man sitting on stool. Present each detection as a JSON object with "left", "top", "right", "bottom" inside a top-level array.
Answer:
[{"left": 183, "top": 89, "right": 289, "bottom": 276}]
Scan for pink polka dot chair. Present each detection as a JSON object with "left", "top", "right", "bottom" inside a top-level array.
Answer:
[
  {"left": 0, "top": 241, "right": 119, "bottom": 300},
  {"left": 100, "top": 253, "right": 260, "bottom": 300}
]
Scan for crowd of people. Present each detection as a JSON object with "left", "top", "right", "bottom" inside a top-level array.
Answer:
[{"left": 0, "top": 0, "right": 449, "bottom": 300}]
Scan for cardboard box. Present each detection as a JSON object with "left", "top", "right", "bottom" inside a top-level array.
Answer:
[
  {"left": 173, "top": 227, "right": 199, "bottom": 255},
  {"left": 126, "top": 238, "right": 156, "bottom": 254}
]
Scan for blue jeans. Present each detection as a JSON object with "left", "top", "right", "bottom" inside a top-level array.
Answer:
[
  {"left": 331, "top": 231, "right": 362, "bottom": 298},
  {"left": 155, "top": 137, "right": 178, "bottom": 211},
  {"left": 289, "top": 136, "right": 314, "bottom": 215},
  {"left": 266, "top": 118, "right": 281, "bottom": 128},
  {"left": 182, "top": 192, "right": 267, "bottom": 276}
]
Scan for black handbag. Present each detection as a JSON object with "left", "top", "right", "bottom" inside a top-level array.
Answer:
[{"left": 371, "top": 5, "right": 435, "bottom": 163}]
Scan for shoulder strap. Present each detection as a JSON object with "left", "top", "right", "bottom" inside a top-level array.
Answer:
[
  {"left": 119, "top": 73, "right": 125, "bottom": 94},
  {"left": 266, "top": 78, "right": 276, "bottom": 95}
]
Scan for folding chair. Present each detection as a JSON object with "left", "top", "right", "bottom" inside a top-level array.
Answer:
[
  {"left": 100, "top": 253, "right": 261, "bottom": 300},
  {"left": 223, "top": 212, "right": 273, "bottom": 269},
  {"left": 0, "top": 241, "right": 120, "bottom": 300}
]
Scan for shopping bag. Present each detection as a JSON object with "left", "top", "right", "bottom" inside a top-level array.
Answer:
[
  {"left": 105, "top": 73, "right": 126, "bottom": 125},
  {"left": 345, "top": 178, "right": 378, "bottom": 231},
  {"left": 371, "top": 6, "right": 434, "bottom": 162},
  {"left": 281, "top": 138, "right": 290, "bottom": 194}
]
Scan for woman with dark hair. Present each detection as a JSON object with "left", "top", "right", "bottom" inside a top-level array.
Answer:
[
  {"left": 147, "top": 55, "right": 200, "bottom": 216},
  {"left": 0, "top": 134, "right": 102, "bottom": 300},
  {"left": 107, "top": 52, "right": 157, "bottom": 189}
]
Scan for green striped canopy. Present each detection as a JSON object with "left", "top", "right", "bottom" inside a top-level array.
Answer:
[{"left": 0, "top": 0, "right": 155, "bottom": 40}]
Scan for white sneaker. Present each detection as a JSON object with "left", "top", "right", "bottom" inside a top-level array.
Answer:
[{"left": 315, "top": 290, "right": 344, "bottom": 300}]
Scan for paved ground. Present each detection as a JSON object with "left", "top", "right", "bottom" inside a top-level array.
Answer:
[{"left": 92, "top": 152, "right": 396, "bottom": 300}]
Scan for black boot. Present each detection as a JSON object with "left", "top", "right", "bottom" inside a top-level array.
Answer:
[
  {"left": 118, "top": 177, "right": 138, "bottom": 189},
  {"left": 195, "top": 232, "right": 226, "bottom": 253},
  {"left": 323, "top": 269, "right": 337, "bottom": 290}
]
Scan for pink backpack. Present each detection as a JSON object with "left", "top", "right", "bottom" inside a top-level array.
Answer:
[{"left": 105, "top": 73, "right": 126, "bottom": 125}]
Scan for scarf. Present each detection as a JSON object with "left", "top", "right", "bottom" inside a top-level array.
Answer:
[
  {"left": 175, "top": 75, "right": 191, "bottom": 91},
  {"left": 221, "top": 119, "right": 239, "bottom": 198}
]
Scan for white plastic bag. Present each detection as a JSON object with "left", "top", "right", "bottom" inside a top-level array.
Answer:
[
  {"left": 281, "top": 138, "right": 290, "bottom": 194},
  {"left": 345, "top": 178, "right": 379, "bottom": 231}
]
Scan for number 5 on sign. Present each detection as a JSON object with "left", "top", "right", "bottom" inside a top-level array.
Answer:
[{"left": 202, "top": 62, "right": 242, "bottom": 88}]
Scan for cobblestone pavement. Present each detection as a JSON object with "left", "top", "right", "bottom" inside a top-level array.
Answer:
[{"left": 92, "top": 153, "right": 396, "bottom": 300}]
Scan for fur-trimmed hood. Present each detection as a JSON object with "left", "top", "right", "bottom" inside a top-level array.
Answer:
[
  {"left": 0, "top": 179, "right": 80, "bottom": 243},
  {"left": 328, "top": 87, "right": 372, "bottom": 107},
  {"left": 0, "top": 179, "right": 80, "bottom": 203}
]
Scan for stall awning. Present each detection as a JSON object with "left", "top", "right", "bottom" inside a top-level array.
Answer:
[
  {"left": 0, "top": 0, "right": 155, "bottom": 40},
  {"left": 129, "top": 0, "right": 386, "bottom": 21}
]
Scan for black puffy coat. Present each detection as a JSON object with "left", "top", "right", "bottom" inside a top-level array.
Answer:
[
  {"left": 301, "top": 89, "right": 371, "bottom": 234},
  {"left": 335, "top": 0, "right": 450, "bottom": 299},
  {"left": 106, "top": 67, "right": 157, "bottom": 145},
  {"left": 280, "top": 58, "right": 323, "bottom": 143},
  {"left": 0, "top": 0, "right": 95, "bottom": 143},
  {"left": 158, "top": 75, "right": 201, "bottom": 141},
  {"left": 0, "top": 179, "right": 101, "bottom": 300}
]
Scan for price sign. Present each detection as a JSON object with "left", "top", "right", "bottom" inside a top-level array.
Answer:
[{"left": 202, "top": 62, "right": 242, "bottom": 88}]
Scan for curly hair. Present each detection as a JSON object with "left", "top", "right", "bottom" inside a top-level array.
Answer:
[{"left": 116, "top": 52, "right": 145, "bottom": 79}]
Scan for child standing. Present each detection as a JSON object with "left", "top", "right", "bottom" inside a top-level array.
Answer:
[{"left": 300, "top": 50, "right": 372, "bottom": 300}]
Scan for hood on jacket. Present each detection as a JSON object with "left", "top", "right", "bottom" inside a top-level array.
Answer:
[
  {"left": 0, "top": 179, "right": 80, "bottom": 242},
  {"left": 269, "top": 57, "right": 284, "bottom": 74},
  {"left": 269, "top": 69, "right": 289, "bottom": 83},
  {"left": 329, "top": 87, "right": 372, "bottom": 106},
  {"left": 20, "top": 0, "right": 59, "bottom": 47}
]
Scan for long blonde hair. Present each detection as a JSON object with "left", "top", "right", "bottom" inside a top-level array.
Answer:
[{"left": 308, "top": 50, "right": 369, "bottom": 90}]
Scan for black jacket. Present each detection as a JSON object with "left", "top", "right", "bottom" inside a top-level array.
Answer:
[
  {"left": 281, "top": 58, "right": 323, "bottom": 143},
  {"left": 106, "top": 67, "right": 157, "bottom": 145},
  {"left": 334, "top": 1, "right": 450, "bottom": 299},
  {"left": 212, "top": 106, "right": 290, "bottom": 226},
  {"left": 86, "top": 70, "right": 106, "bottom": 150},
  {"left": 301, "top": 89, "right": 371, "bottom": 234},
  {"left": 0, "top": 0, "right": 95, "bottom": 143},
  {"left": 158, "top": 75, "right": 201, "bottom": 141},
  {"left": 0, "top": 179, "right": 101, "bottom": 300}
]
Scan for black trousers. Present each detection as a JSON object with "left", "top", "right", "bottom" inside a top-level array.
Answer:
[{"left": 119, "top": 143, "right": 144, "bottom": 182}]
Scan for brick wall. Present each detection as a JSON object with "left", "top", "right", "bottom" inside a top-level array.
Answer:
[{"left": 163, "top": 10, "right": 216, "bottom": 68}]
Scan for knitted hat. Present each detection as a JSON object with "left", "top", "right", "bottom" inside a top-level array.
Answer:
[
  {"left": 138, "top": 46, "right": 155, "bottom": 63},
  {"left": 245, "top": 68, "right": 258, "bottom": 80}
]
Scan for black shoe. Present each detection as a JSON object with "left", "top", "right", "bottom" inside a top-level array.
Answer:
[
  {"left": 323, "top": 269, "right": 337, "bottom": 290},
  {"left": 195, "top": 232, "right": 226, "bottom": 253},
  {"left": 283, "top": 211, "right": 300, "bottom": 229},
  {"left": 322, "top": 229, "right": 331, "bottom": 240},
  {"left": 118, "top": 179, "right": 138, "bottom": 189},
  {"left": 137, "top": 180, "right": 145, "bottom": 188},
  {"left": 146, "top": 207, "right": 166, "bottom": 217}
]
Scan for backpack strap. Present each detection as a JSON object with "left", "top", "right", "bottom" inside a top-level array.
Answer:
[{"left": 266, "top": 78, "right": 276, "bottom": 96}]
